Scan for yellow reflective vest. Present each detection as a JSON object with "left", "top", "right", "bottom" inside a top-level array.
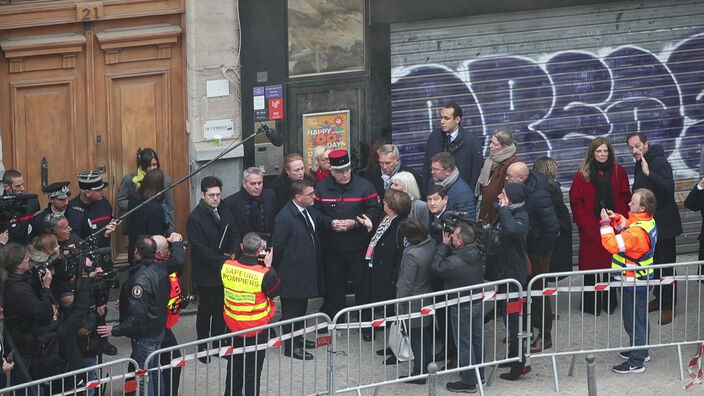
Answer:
[{"left": 221, "top": 259, "right": 275, "bottom": 337}]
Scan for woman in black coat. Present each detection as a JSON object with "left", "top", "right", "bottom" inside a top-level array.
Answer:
[
  {"left": 127, "top": 169, "right": 168, "bottom": 263},
  {"left": 357, "top": 189, "right": 411, "bottom": 343},
  {"left": 271, "top": 153, "right": 316, "bottom": 213}
]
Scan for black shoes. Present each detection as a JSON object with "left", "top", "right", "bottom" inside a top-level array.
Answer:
[
  {"left": 362, "top": 329, "right": 373, "bottom": 341},
  {"left": 376, "top": 347, "right": 392, "bottom": 356},
  {"left": 300, "top": 339, "right": 317, "bottom": 349},
  {"left": 284, "top": 346, "right": 314, "bottom": 360},
  {"left": 383, "top": 355, "right": 397, "bottom": 365},
  {"left": 102, "top": 340, "right": 118, "bottom": 356},
  {"left": 500, "top": 365, "right": 529, "bottom": 380},
  {"left": 400, "top": 375, "right": 427, "bottom": 385}
]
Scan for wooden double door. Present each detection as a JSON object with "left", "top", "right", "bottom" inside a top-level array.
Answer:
[{"left": 0, "top": 1, "right": 188, "bottom": 260}]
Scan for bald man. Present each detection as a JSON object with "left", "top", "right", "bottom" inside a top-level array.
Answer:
[
  {"left": 153, "top": 232, "right": 185, "bottom": 396},
  {"left": 506, "top": 161, "right": 559, "bottom": 352}
]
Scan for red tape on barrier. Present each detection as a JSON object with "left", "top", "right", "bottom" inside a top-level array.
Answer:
[{"left": 507, "top": 298, "right": 525, "bottom": 314}]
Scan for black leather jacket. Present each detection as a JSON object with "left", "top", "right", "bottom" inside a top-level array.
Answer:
[{"left": 113, "top": 259, "right": 169, "bottom": 339}]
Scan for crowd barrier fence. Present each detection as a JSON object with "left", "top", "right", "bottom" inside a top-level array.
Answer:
[
  {"left": 526, "top": 260, "right": 704, "bottom": 392},
  {"left": 1, "top": 357, "right": 138, "bottom": 396},
  {"left": 330, "top": 279, "right": 525, "bottom": 396}
]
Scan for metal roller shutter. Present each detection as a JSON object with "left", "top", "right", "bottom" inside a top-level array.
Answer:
[{"left": 390, "top": 0, "right": 704, "bottom": 256}]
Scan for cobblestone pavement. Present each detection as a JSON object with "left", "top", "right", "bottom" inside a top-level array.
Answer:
[{"left": 98, "top": 253, "right": 703, "bottom": 395}]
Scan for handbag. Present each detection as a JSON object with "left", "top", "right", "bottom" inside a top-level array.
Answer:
[{"left": 388, "top": 320, "right": 414, "bottom": 362}]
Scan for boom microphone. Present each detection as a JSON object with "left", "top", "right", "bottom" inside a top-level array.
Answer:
[{"left": 258, "top": 122, "right": 284, "bottom": 147}]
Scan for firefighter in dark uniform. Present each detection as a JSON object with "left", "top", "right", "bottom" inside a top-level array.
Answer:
[
  {"left": 33, "top": 181, "right": 87, "bottom": 239},
  {"left": 69, "top": 170, "right": 114, "bottom": 248},
  {"left": 221, "top": 232, "right": 279, "bottom": 396},
  {"left": 314, "top": 149, "right": 382, "bottom": 332},
  {"left": 97, "top": 235, "right": 169, "bottom": 396}
]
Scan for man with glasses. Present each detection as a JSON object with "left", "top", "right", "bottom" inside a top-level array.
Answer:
[
  {"left": 314, "top": 150, "right": 382, "bottom": 326},
  {"left": 271, "top": 179, "right": 323, "bottom": 360},
  {"left": 187, "top": 176, "right": 239, "bottom": 362},
  {"left": 365, "top": 144, "right": 423, "bottom": 199}
]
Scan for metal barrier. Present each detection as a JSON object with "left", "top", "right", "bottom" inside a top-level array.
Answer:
[
  {"left": 143, "top": 312, "right": 331, "bottom": 396},
  {"left": 329, "top": 279, "right": 525, "bottom": 396},
  {"left": 0, "top": 357, "right": 138, "bottom": 396},
  {"left": 526, "top": 261, "right": 704, "bottom": 392}
]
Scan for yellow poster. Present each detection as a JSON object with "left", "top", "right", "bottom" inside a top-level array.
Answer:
[{"left": 302, "top": 110, "right": 350, "bottom": 170}]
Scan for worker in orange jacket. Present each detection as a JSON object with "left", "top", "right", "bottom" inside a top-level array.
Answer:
[{"left": 600, "top": 188, "right": 657, "bottom": 374}]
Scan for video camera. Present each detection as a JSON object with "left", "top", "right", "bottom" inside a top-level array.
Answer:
[
  {"left": 0, "top": 193, "right": 38, "bottom": 229},
  {"left": 61, "top": 237, "right": 120, "bottom": 306},
  {"left": 430, "top": 211, "right": 500, "bottom": 255}
]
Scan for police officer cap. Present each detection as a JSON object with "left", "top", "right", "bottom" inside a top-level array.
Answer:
[
  {"left": 329, "top": 149, "right": 351, "bottom": 170},
  {"left": 77, "top": 170, "right": 108, "bottom": 190},
  {"left": 43, "top": 181, "right": 71, "bottom": 199}
]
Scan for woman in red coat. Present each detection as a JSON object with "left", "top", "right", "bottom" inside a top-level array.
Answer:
[{"left": 569, "top": 137, "right": 631, "bottom": 315}]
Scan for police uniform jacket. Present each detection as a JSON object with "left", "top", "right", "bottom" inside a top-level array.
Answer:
[
  {"left": 69, "top": 196, "right": 113, "bottom": 248},
  {"left": 187, "top": 199, "right": 239, "bottom": 287},
  {"left": 112, "top": 259, "right": 169, "bottom": 339},
  {"left": 314, "top": 174, "right": 382, "bottom": 252}
]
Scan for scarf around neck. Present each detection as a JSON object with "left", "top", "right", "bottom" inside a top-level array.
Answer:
[
  {"left": 436, "top": 167, "right": 460, "bottom": 190},
  {"left": 589, "top": 158, "right": 614, "bottom": 218},
  {"left": 132, "top": 167, "right": 147, "bottom": 188},
  {"left": 365, "top": 215, "right": 396, "bottom": 266},
  {"left": 475, "top": 144, "right": 516, "bottom": 196}
]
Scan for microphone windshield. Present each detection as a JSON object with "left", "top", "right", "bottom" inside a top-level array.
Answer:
[{"left": 259, "top": 123, "right": 284, "bottom": 147}]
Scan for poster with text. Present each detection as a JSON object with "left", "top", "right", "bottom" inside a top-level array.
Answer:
[{"left": 302, "top": 110, "right": 350, "bottom": 170}]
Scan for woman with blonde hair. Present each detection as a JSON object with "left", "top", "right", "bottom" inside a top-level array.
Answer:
[
  {"left": 310, "top": 146, "right": 332, "bottom": 181},
  {"left": 390, "top": 171, "right": 429, "bottom": 229},
  {"left": 476, "top": 129, "right": 518, "bottom": 224},
  {"left": 569, "top": 137, "right": 631, "bottom": 315}
]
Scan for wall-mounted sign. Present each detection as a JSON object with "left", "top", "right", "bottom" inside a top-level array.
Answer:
[
  {"left": 302, "top": 110, "right": 350, "bottom": 170},
  {"left": 203, "top": 118, "right": 234, "bottom": 140}
]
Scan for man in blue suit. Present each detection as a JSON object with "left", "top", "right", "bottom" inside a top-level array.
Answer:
[
  {"left": 423, "top": 102, "right": 483, "bottom": 195},
  {"left": 271, "top": 179, "right": 325, "bottom": 360}
]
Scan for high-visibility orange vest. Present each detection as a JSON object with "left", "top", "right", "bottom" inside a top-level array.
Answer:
[
  {"left": 221, "top": 259, "right": 275, "bottom": 337},
  {"left": 166, "top": 273, "right": 181, "bottom": 329}
]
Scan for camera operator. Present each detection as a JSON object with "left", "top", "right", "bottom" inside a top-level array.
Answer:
[
  {"left": 153, "top": 232, "right": 186, "bottom": 396},
  {"left": 1, "top": 242, "right": 54, "bottom": 387},
  {"left": 431, "top": 220, "right": 486, "bottom": 393},
  {"left": 97, "top": 235, "right": 170, "bottom": 396}
]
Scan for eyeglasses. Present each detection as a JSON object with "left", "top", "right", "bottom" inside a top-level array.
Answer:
[
  {"left": 430, "top": 167, "right": 445, "bottom": 173},
  {"left": 319, "top": 158, "right": 330, "bottom": 163},
  {"left": 298, "top": 191, "right": 316, "bottom": 198}
]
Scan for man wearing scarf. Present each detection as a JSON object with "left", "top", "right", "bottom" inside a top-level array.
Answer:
[
  {"left": 422, "top": 102, "right": 483, "bottom": 195},
  {"left": 366, "top": 144, "right": 423, "bottom": 200},
  {"left": 224, "top": 167, "right": 277, "bottom": 253},
  {"left": 429, "top": 152, "right": 476, "bottom": 218}
]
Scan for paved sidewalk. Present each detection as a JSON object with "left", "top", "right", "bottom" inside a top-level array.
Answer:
[{"left": 100, "top": 253, "right": 703, "bottom": 395}]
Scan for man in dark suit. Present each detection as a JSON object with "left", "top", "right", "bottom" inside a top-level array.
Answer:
[
  {"left": 223, "top": 167, "right": 276, "bottom": 250},
  {"left": 365, "top": 144, "right": 423, "bottom": 199},
  {"left": 186, "top": 176, "right": 239, "bottom": 362},
  {"left": 422, "top": 102, "right": 483, "bottom": 194},
  {"left": 2, "top": 169, "right": 40, "bottom": 245},
  {"left": 271, "top": 179, "right": 324, "bottom": 360}
]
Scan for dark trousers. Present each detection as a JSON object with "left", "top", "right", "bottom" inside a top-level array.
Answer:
[
  {"left": 500, "top": 283, "right": 525, "bottom": 368},
  {"left": 196, "top": 286, "right": 226, "bottom": 348},
  {"left": 410, "top": 325, "right": 432, "bottom": 376},
  {"left": 582, "top": 273, "right": 618, "bottom": 315},
  {"left": 159, "top": 328, "right": 181, "bottom": 396},
  {"left": 224, "top": 334, "right": 267, "bottom": 396},
  {"left": 652, "top": 237, "right": 677, "bottom": 310},
  {"left": 321, "top": 249, "right": 368, "bottom": 318},
  {"left": 280, "top": 297, "right": 308, "bottom": 350},
  {"left": 528, "top": 251, "right": 553, "bottom": 339}
]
